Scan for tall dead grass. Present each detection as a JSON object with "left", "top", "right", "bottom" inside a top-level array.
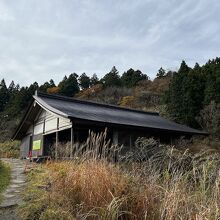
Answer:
[
  {"left": 19, "top": 133, "right": 220, "bottom": 219},
  {"left": 52, "top": 129, "right": 121, "bottom": 163},
  {"left": 0, "top": 141, "right": 20, "bottom": 158},
  {"left": 19, "top": 160, "right": 157, "bottom": 219}
]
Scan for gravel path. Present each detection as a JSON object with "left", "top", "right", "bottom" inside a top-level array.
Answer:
[{"left": 0, "top": 158, "right": 26, "bottom": 220}]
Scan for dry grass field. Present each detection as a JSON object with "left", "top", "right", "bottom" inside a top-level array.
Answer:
[{"left": 18, "top": 133, "right": 220, "bottom": 220}]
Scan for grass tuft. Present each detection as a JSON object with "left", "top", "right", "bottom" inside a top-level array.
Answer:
[
  {"left": 0, "top": 160, "right": 11, "bottom": 202},
  {"left": 0, "top": 141, "right": 20, "bottom": 158}
]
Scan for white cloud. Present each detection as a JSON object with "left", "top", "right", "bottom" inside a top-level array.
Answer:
[
  {"left": 0, "top": 0, "right": 219, "bottom": 86},
  {"left": 0, "top": 1, "right": 14, "bottom": 21}
]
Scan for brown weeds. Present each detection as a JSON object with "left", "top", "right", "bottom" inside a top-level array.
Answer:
[{"left": 19, "top": 135, "right": 220, "bottom": 219}]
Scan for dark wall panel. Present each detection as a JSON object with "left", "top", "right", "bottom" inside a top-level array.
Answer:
[{"left": 20, "top": 135, "right": 31, "bottom": 158}]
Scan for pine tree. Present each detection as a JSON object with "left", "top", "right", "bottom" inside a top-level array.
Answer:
[
  {"left": 8, "top": 81, "right": 15, "bottom": 93},
  {"left": 121, "top": 68, "right": 148, "bottom": 87},
  {"left": 90, "top": 74, "right": 99, "bottom": 86},
  {"left": 79, "top": 73, "right": 90, "bottom": 89},
  {"left": 101, "top": 66, "right": 121, "bottom": 87},
  {"left": 182, "top": 64, "right": 205, "bottom": 127},
  {"left": 0, "top": 79, "right": 9, "bottom": 112},
  {"left": 203, "top": 58, "right": 220, "bottom": 104},
  {"left": 165, "top": 61, "right": 191, "bottom": 124},
  {"left": 165, "top": 61, "right": 208, "bottom": 127},
  {"left": 39, "top": 79, "right": 56, "bottom": 92},
  {"left": 49, "top": 79, "right": 55, "bottom": 87},
  {"left": 156, "top": 67, "right": 166, "bottom": 78},
  {"left": 59, "top": 74, "right": 79, "bottom": 96},
  {"left": 58, "top": 76, "right": 67, "bottom": 92}
]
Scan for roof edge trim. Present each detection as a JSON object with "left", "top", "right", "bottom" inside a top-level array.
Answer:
[
  {"left": 68, "top": 115, "right": 208, "bottom": 135},
  {"left": 34, "top": 95, "right": 68, "bottom": 118}
]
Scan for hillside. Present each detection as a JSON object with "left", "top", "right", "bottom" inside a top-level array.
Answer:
[{"left": 0, "top": 58, "right": 219, "bottom": 143}]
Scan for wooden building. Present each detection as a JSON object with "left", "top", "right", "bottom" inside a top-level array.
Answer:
[{"left": 12, "top": 91, "right": 207, "bottom": 158}]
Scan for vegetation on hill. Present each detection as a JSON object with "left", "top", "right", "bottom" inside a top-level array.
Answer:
[
  {"left": 0, "top": 58, "right": 219, "bottom": 142},
  {"left": 165, "top": 59, "right": 220, "bottom": 129}
]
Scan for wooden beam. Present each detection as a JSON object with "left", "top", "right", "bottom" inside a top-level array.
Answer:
[
  {"left": 55, "top": 117, "right": 59, "bottom": 160},
  {"left": 129, "top": 134, "right": 132, "bottom": 149},
  {"left": 55, "top": 131, "right": 58, "bottom": 160},
  {"left": 70, "top": 127, "right": 74, "bottom": 158},
  {"left": 31, "top": 122, "right": 34, "bottom": 152},
  {"left": 113, "top": 130, "right": 118, "bottom": 145},
  {"left": 32, "top": 121, "right": 35, "bottom": 136},
  {"left": 57, "top": 117, "right": 59, "bottom": 130},
  {"left": 171, "top": 137, "right": 173, "bottom": 145},
  {"left": 43, "top": 119, "right": 45, "bottom": 134}
]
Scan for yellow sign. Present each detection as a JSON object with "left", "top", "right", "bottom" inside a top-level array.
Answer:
[{"left": 33, "top": 140, "right": 41, "bottom": 150}]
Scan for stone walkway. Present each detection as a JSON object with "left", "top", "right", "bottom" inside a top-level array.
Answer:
[{"left": 0, "top": 158, "right": 26, "bottom": 220}]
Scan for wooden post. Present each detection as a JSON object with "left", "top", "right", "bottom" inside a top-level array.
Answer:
[
  {"left": 43, "top": 119, "right": 45, "bottom": 134},
  {"left": 55, "top": 118, "right": 59, "bottom": 160},
  {"left": 31, "top": 122, "right": 34, "bottom": 158},
  {"left": 170, "top": 137, "right": 173, "bottom": 145},
  {"left": 55, "top": 131, "right": 58, "bottom": 160},
  {"left": 129, "top": 134, "right": 132, "bottom": 150},
  {"left": 70, "top": 127, "right": 74, "bottom": 158},
  {"left": 113, "top": 130, "right": 118, "bottom": 145}
]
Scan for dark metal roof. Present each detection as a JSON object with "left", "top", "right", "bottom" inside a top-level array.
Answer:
[
  {"left": 12, "top": 91, "right": 207, "bottom": 140},
  {"left": 31, "top": 91, "right": 207, "bottom": 136}
]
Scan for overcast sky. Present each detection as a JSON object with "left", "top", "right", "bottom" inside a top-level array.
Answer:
[{"left": 0, "top": 0, "right": 219, "bottom": 86}]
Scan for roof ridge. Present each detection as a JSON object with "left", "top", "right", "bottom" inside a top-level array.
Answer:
[{"left": 36, "top": 91, "right": 159, "bottom": 116}]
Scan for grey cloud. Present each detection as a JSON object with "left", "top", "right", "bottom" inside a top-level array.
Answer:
[{"left": 0, "top": 0, "right": 219, "bottom": 86}]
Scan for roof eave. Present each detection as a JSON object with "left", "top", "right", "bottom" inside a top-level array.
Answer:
[
  {"left": 34, "top": 95, "right": 68, "bottom": 118},
  {"left": 68, "top": 116, "right": 208, "bottom": 136}
]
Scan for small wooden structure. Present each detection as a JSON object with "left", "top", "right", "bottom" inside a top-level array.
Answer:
[{"left": 12, "top": 91, "right": 207, "bottom": 159}]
